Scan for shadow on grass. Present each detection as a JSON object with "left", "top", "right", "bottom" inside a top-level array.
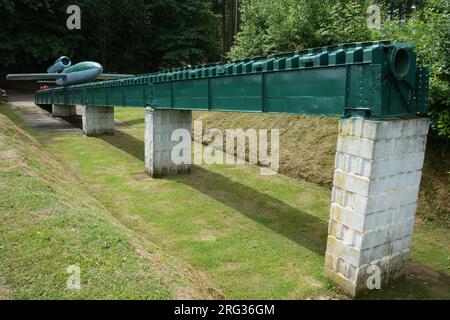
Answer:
[
  {"left": 58, "top": 123, "right": 450, "bottom": 299},
  {"left": 100, "top": 130, "right": 145, "bottom": 162},
  {"left": 100, "top": 128, "right": 328, "bottom": 256},
  {"left": 120, "top": 118, "right": 144, "bottom": 126},
  {"left": 35, "top": 105, "right": 84, "bottom": 128},
  {"left": 171, "top": 166, "right": 328, "bottom": 256},
  {"left": 360, "top": 262, "right": 450, "bottom": 300}
]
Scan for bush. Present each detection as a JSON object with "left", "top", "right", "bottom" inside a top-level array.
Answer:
[
  {"left": 318, "top": 0, "right": 372, "bottom": 45},
  {"left": 228, "top": 0, "right": 331, "bottom": 59},
  {"left": 374, "top": 0, "right": 450, "bottom": 137},
  {"left": 230, "top": 0, "right": 450, "bottom": 137}
]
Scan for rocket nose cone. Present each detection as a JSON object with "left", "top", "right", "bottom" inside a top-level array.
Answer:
[{"left": 93, "top": 62, "right": 103, "bottom": 74}]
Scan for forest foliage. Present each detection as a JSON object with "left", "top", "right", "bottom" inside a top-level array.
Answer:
[
  {"left": 230, "top": 0, "right": 449, "bottom": 137},
  {"left": 0, "top": 0, "right": 220, "bottom": 73},
  {"left": 0, "top": 0, "right": 448, "bottom": 136}
]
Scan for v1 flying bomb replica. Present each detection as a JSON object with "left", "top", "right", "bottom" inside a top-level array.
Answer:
[{"left": 6, "top": 56, "right": 132, "bottom": 86}]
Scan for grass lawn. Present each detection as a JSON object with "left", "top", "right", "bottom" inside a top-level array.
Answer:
[
  {"left": 0, "top": 103, "right": 218, "bottom": 299},
  {"left": 194, "top": 110, "right": 450, "bottom": 226},
  {"left": 1, "top": 103, "right": 449, "bottom": 299}
]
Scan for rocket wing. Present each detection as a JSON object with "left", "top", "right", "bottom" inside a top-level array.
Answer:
[
  {"left": 96, "top": 74, "right": 133, "bottom": 80},
  {"left": 37, "top": 81, "right": 58, "bottom": 84},
  {"left": 6, "top": 73, "right": 67, "bottom": 81}
]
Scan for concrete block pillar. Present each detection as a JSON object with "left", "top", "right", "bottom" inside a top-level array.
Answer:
[
  {"left": 325, "top": 117, "right": 429, "bottom": 297},
  {"left": 144, "top": 108, "right": 192, "bottom": 177},
  {"left": 52, "top": 104, "right": 76, "bottom": 117},
  {"left": 82, "top": 106, "right": 115, "bottom": 136}
]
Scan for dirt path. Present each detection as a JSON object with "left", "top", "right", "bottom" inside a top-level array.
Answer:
[
  {"left": 6, "top": 93, "right": 82, "bottom": 134},
  {"left": 5, "top": 93, "right": 135, "bottom": 134}
]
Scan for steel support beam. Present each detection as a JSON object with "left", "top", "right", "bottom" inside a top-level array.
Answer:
[{"left": 35, "top": 41, "right": 429, "bottom": 118}]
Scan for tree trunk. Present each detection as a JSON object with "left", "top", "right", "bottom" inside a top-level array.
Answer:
[{"left": 221, "top": 0, "right": 226, "bottom": 62}]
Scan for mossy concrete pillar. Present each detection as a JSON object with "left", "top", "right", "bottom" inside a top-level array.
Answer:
[
  {"left": 325, "top": 117, "right": 429, "bottom": 297},
  {"left": 144, "top": 108, "right": 192, "bottom": 177},
  {"left": 52, "top": 104, "right": 76, "bottom": 117},
  {"left": 82, "top": 106, "right": 115, "bottom": 136}
]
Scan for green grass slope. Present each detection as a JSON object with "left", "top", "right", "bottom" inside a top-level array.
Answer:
[
  {"left": 18, "top": 106, "right": 450, "bottom": 299},
  {"left": 193, "top": 111, "right": 450, "bottom": 226},
  {"left": 1, "top": 103, "right": 449, "bottom": 299},
  {"left": 0, "top": 107, "right": 220, "bottom": 299}
]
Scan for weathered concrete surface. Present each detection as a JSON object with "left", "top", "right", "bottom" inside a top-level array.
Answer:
[
  {"left": 82, "top": 106, "right": 115, "bottom": 136},
  {"left": 6, "top": 94, "right": 82, "bottom": 134},
  {"left": 145, "top": 108, "right": 192, "bottom": 177},
  {"left": 325, "top": 117, "right": 429, "bottom": 297},
  {"left": 52, "top": 104, "right": 76, "bottom": 117}
]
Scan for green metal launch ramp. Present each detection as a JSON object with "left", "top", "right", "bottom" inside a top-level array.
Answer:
[{"left": 35, "top": 41, "right": 429, "bottom": 118}]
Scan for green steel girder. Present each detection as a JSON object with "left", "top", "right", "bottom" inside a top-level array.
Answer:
[{"left": 35, "top": 40, "right": 429, "bottom": 118}]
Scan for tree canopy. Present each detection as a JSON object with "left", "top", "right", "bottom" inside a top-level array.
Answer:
[
  {"left": 229, "top": 0, "right": 449, "bottom": 137},
  {"left": 0, "top": 0, "right": 220, "bottom": 73},
  {"left": 0, "top": 0, "right": 448, "bottom": 136}
]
